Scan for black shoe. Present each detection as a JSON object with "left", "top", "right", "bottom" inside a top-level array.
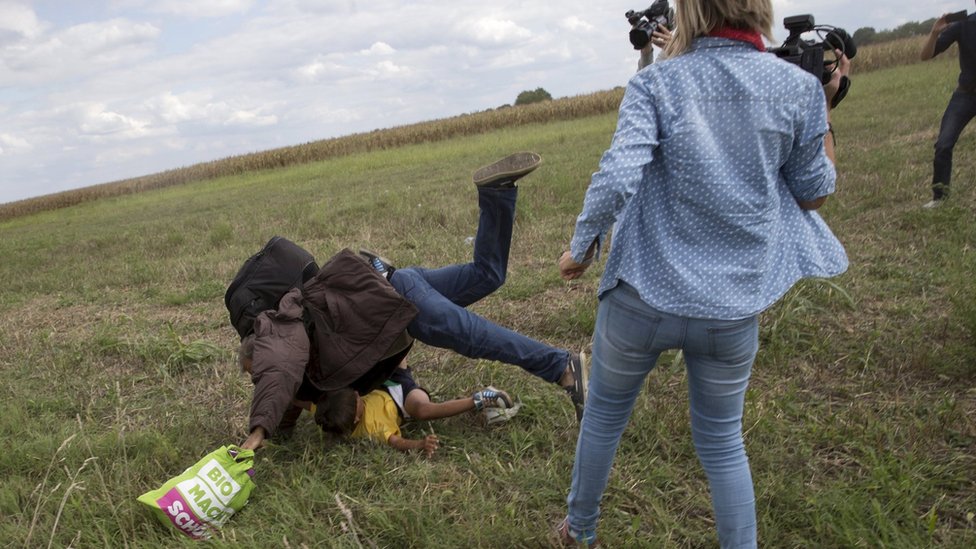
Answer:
[
  {"left": 359, "top": 249, "right": 395, "bottom": 278},
  {"left": 563, "top": 351, "right": 587, "bottom": 424},
  {"left": 473, "top": 152, "right": 542, "bottom": 188}
]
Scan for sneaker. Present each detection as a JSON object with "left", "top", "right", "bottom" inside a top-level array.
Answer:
[
  {"left": 472, "top": 386, "right": 513, "bottom": 410},
  {"left": 556, "top": 518, "right": 599, "bottom": 547},
  {"left": 922, "top": 198, "right": 945, "bottom": 209},
  {"left": 483, "top": 399, "right": 521, "bottom": 425},
  {"left": 359, "top": 249, "right": 395, "bottom": 277},
  {"left": 472, "top": 152, "right": 542, "bottom": 188},
  {"left": 563, "top": 351, "right": 587, "bottom": 424}
]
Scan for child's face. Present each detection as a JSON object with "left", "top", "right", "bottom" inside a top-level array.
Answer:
[{"left": 354, "top": 394, "right": 365, "bottom": 425}]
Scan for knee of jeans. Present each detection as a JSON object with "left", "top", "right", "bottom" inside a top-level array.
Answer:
[
  {"left": 692, "top": 430, "right": 746, "bottom": 466},
  {"left": 472, "top": 265, "right": 504, "bottom": 296},
  {"left": 486, "top": 262, "right": 506, "bottom": 287},
  {"left": 934, "top": 140, "right": 955, "bottom": 155}
]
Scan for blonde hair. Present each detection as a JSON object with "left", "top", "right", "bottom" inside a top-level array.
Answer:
[{"left": 663, "top": 0, "right": 775, "bottom": 58}]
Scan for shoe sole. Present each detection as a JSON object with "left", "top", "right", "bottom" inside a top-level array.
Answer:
[
  {"left": 567, "top": 351, "right": 587, "bottom": 424},
  {"left": 473, "top": 152, "right": 542, "bottom": 187},
  {"left": 358, "top": 248, "right": 393, "bottom": 266}
]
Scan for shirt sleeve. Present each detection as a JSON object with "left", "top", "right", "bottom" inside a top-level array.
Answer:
[
  {"left": 780, "top": 78, "right": 836, "bottom": 202},
  {"left": 570, "top": 75, "right": 658, "bottom": 263},
  {"left": 934, "top": 22, "right": 962, "bottom": 57},
  {"left": 247, "top": 293, "right": 309, "bottom": 437},
  {"left": 638, "top": 47, "right": 654, "bottom": 71}
]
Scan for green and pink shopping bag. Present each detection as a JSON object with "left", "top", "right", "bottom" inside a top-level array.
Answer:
[{"left": 137, "top": 445, "right": 256, "bottom": 540}]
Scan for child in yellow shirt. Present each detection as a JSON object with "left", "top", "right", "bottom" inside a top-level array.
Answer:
[{"left": 312, "top": 361, "right": 513, "bottom": 457}]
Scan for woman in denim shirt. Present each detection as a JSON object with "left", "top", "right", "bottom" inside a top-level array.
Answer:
[{"left": 555, "top": 0, "right": 851, "bottom": 546}]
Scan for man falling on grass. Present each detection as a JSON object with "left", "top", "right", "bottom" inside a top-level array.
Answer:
[{"left": 235, "top": 152, "right": 588, "bottom": 453}]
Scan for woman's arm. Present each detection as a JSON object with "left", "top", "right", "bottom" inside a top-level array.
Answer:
[{"left": 796, "top": 49, "right": 851, "bottom": 210}]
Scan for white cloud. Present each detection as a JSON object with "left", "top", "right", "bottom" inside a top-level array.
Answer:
[
  {"left": 0, "top": 1, "right": 46, "bottom": 43},
  {"left": 0, "top": 132, "right": 31, "bottom": 154},
  {"left": 77, "top": 103, "right": 154, "bottom": 140},
  {"left": 292, "top": 58, "right": 354, "bottom": 83},
  {"left": 93, "top": 145, "right": 157, "bottom": 166},
  {"left": 151, "top": 0, "right": 256, "bottom": 18},
  {"left": 224, "top": 108, "right": 278, "bottom": 128},
  {"left": 0, "top": 17, "right": 159, "bottom": 86},
  {"left": 560, "top": 16, "right": 595, "bottom": 33},
  {"left": 463, "top": 17, "right": 533, "bottom": 45},
  {"left": 58, "top": 19, "right": 160, "bottom": 60},
  {"left": 145, "top": 91, "right": 279, "bottom": 129},
  {"left": 362, "top": 42, "right": 396, "bottom": 56},
  {"left": 147, "top": 92, "right": 205, "bottom": 124},
  {"left": 369, "top": 60, "right": 409, "bottom": 78}
]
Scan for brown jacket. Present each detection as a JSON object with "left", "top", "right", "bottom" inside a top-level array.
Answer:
[{"left": 248, "top": 249, "right": 417, "bottom": 436}]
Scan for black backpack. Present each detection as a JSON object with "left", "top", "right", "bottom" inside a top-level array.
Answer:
[{"left": 225, "top": 236, "right": 319, "bottom": 339}]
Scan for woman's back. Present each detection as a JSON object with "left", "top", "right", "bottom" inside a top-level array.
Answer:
[{"left": 593, "top": 37, "right": 847, "bottom": 319}]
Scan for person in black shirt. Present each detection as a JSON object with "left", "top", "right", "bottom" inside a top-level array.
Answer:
[{"left": 920, "top": 7, "right": 976, "bottom": 208}]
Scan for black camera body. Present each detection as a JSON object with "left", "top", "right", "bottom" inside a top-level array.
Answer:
[
  {"left": 626, "top": 0, "right": 673, "bottom": 50},
  {"left": 767, "top": 14, "right": 857, "bottom": 85},
  {"left": 767, "top": 14, "right": 856, "bottom": 107}
]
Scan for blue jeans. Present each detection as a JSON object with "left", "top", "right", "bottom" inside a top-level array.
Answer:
[
  {"left": 932, "top": 90, "right": 976, "bottom": 199},
  {"left": 389, "top": 187, "right": 569, "bottom": 383},
  {"left": 567, "top": 282, "right": 758, "bottom": 548}
]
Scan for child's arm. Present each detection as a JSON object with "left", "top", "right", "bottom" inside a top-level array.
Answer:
[
  {"left": 404, "top": 388, "right": 512, "bottom": 420},
  {"left": 387, "top": 434, "right": 439, "bottom": 457}
]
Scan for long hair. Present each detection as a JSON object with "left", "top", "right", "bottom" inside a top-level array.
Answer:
[
  {"left": 664, "top": 0, "right": 774, "bottom": 58},
  {"left": 314, "top": 389, "right": 360, "bottom": 437}
]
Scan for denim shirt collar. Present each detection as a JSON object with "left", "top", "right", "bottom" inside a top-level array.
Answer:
[{"left": 687, "top": 36, "right": 765, "bottom": 54}]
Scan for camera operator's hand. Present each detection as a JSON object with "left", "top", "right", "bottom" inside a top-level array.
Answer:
[
  {"left": 823, "top": 49, "right": 851, "bottom": 110},
  {"left": 651, "top": 26, "right": 672, "bottom": 49}
]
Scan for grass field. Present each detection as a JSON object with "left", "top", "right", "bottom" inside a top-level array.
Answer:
[{"left": 1, "top": 52, "right": 974, "bottom": 547}]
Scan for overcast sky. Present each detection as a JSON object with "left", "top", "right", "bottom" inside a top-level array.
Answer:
[{"left": 0, "top": 0, "right": 962, "bottom": 204}]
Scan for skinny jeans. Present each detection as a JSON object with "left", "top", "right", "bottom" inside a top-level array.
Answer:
[
  {"left": 389, "top": 186, "right": 569, "bottom": 383},
  {"left": 567, "top": 282, "right": 758, "bottom": 548},
  {"left": 933, "top": 89, "right": 976, "bottom": 198}
]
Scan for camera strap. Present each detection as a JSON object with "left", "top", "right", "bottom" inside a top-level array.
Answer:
[{"left": 831, "top": 76, "right": 850, "bottom": 109}]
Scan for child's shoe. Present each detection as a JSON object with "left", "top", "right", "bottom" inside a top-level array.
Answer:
[{"left": 472, "top": 386, "right": 513, "bottom": 410}]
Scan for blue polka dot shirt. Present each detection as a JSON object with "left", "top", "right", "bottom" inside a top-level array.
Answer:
[{"left": 570, "top": 37, "right": 848, "bottom": 320}]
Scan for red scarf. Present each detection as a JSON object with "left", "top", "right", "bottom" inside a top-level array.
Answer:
[{"left": 707, "top": 27, "right": 765, "bottom": 51}]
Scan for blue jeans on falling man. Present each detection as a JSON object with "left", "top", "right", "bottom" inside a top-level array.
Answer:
[
  {"left": 567, "top": 282, "right": 758, "bottom": 549},
  {"left": 388, "top": 186, "right": 569, "bottom": 383},
  {"left": 933, "top": 89, "right": 976, "bottom": 199}
]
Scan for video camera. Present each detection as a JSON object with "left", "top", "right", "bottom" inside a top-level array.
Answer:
[
  {"left": 626, "top": 0, "right": 674, "bottom": 50},
  {"left": 767, "top": 14, "right": 857, "bottom": 107}
]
